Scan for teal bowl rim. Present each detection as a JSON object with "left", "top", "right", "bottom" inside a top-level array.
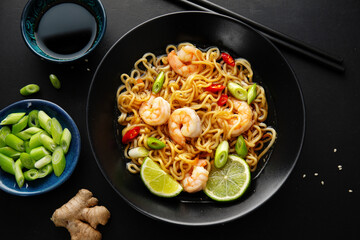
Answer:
[
  {"left": 0, "top": 99, "right": 81, "bottom": 196},
  {"left": 20, "top": 0, "right": 107, "bottom": 63}
]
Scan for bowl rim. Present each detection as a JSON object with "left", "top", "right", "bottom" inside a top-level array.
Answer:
[
  {"left": 87, "top": 11, "right": 306, "bottom": 225},
  {"left": 20, "top": 0, "right": 107, "bottom": 63},
  {"left": 0, "top": 99, "right": 81, "bottom": 196}
]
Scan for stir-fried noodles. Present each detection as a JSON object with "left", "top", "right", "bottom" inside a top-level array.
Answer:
[{"left": 116, "top": 43, "right": 276, "bottom": 192}]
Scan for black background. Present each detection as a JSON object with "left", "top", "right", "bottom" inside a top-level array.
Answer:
[{"left": 0, "top": 0, "right": 359, "bottom": 239}]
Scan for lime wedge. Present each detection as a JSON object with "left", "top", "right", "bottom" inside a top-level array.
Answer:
[
  {"left": 204, "top": 155, "right": 251, "bottom": 201},
  {"left": 140, "top": 157, "right": 183, "bottom": 197}
]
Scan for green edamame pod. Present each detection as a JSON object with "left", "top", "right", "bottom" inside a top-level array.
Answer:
[
  {"left": 28, "top": 110, "right": 39, "bottom": 127},
  {"left": 20, "top": 152, "right": 35, "bottom": 169},
  {"left": 147, "top": 137, "right": 166, "bottom": 149},
  {"left": 227, "top": 82, "right": 247, "bottom": 101},
  {"left": 0, "top": 152, "right": 15, "bottom": 175},
  {"left": 214, "top": 140, "right": 229, "bottom": 169},
  {"left": 14, "top": 159, "right": 24, "bottom": 188},
  {"left": 38, "top": 164, "right": 53, "bottom": 178},
  {"left": 152, "top": 71, "right": 165, "bottom": 93},
  {"left": 30, "top": 146, "right": 50, "bottom": 161},
  {"left": 51, "top": 117, "right": 63, "bottom": 145},
  {"left": 20, "top": 84, "right": 40, "bottom": 96},
  {"left": 60, "top": 128, "right": 71, "bottom": 154},
  {"left": 24, "top": 169, "right": 39, "bottom": 181},
  {"left": 15, "top": 127, "right": 42, "bottom": 141},
  {"left": 40, "top": 133, "right": 56, "bottom": 152},
  {"left": 49, "top": 74, "right": 61, "bottom": 89},
  {"left": 0, "top": 146, "right": 21, "bottom": 159},
  {"left": 34, "top": 155, "right": 52, "bottom": 169},
  {"left": 12, "top": 115, "right": 29, "bottom": 134},
  {"left": 5, "top": 133, "right": 25, "bottom": 152},
  {"left": 38, "top": 110, "right": 52, "bottom": 134},
  {"left": 0, "top": 113, "right": 25, "bottom": 125},
  {"left": 235, "top": 135, "right": 248, "bottom": 158},
  {"left": 52, "top": 146, "right": 66, "bottom": 177},
  {"left": 247, "top": 83, "right": 257, "bottom": 104},
  {"left": 0, "top": 126, "right": 11, "bottom": 147}
]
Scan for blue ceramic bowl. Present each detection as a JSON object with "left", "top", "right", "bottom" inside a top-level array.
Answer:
[
  {"left": 0, "top": 99, "right": 81, "bottom": 196},
  {"left": 20, "top": 0, "right": 106, "bottom": 63}
]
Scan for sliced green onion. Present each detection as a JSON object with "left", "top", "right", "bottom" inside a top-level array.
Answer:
[
  {"left": 5, "top": 133, "right": 25, "bottom": 152},
  {"left": 49, "top": 74, "right": 61, "bottom": 89},
  {"left": 128, "top": 147, "right": 149, "bottom": 158},
  {"left": 235, "top": 135, "right": 248, "bottom": 158},
  {"left": 14, "top": 159, "right": 24, "bottom": 188},
  {"left": 24, "top": 141, "right": 31, "bottom": 154},
  {"left": 38, "top": 110, "right": 52, "bottom": 134},
  {"left": 40, "top": 133, "right": 56, "bottom": 152},
  {"left": 51, "top": 117, "right": 63, "bottom": 145},
  {"left": 0, "top": 126, "right": 11, "bottom": 147},
  {"left": 24, "top": 169, "right": 39, "bottom": 181},
  {"left": 12, "top": 115, "right": 29, "bottom": 134},
  {"left": 0, "top": 146, "right": 21, "bottom": 159},
  {"left": 30, "top": 146, "right": 50, "bottom": 161},
  {"left": 29, "top": 131, "right": 44, "bottom": 149},
  {"left": 0, "top": 152, "right": 15, "bottom": 175},
  {"left": 60, "top": 128, "right": 71, "bottom": 154},
  {"left": 52, "top": 146, "right": 66, "bottom": 177},
  {"left": 214, "top": 140, "right": 229, "bottom": 169},
  {"left": 227, "top": 82, "right": 247, "bottom": 101},
  {"left": 15, "top": 127, "right": 42, "bottom": 141},
  {"left": 247, "top": 83, "right": 257, "bottom": 104},
  {"left": 152, "top": 71, "right": 165, "bottom": 93},
  {"left": 20, "top": 84, "right": 40, "bottom": 96},
  {"left": 34, "top": 155, "right": 52, "bottom": 169},
  {"left": 147, "top": 137, "right": 166, "bottom": 150},
  {"left": 28, "top": 110, "right": 39, "bottom": 127},
  {"left": 20, "top": 152, "right": 35, "bottom": 169},
  {"left": 0, "top": 113, "right": 26, "bottom": 125},
  {"left": 38, "top": 164, "right": 53, "bottom": 178}
]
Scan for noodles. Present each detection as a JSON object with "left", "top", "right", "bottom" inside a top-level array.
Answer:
[{"left": 116, "top": 43, "right": 276, "bottom": 182}]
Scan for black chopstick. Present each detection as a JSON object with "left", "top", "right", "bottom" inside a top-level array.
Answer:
[{"left": 177, "top": 0, "right": 345, "bottom": 72}]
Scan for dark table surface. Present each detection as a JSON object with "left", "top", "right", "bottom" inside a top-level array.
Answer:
[{"left": 1, "top": 0, "right": 359, "bottom": 239}]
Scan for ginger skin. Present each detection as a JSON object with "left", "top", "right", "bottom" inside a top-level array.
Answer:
[{"left": 51, "top": 189, "right": 110, "bottom": 240}]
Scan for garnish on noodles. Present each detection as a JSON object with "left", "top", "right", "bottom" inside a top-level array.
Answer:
[{"left": 116, "top": 43, "right": 276, "bottom": 196}]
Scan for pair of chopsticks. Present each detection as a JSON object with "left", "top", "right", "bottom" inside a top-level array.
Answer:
[{"left": 175, "top": 0, "right": 345, "bottom": 72}]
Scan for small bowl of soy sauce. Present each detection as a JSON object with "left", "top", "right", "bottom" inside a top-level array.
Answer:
[{"left": 21, "top": 0, "right": 106, "bottom": 63}]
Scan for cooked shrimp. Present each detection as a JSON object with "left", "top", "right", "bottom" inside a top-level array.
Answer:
[
  {"left": 181, "top": 159, "right": 209, "bottom": 193},
  {"left": 168, "top": 45, "right": 202, "bottom": 77},
  {"left": 168, "top": 107, "right": 201, "bottom": 146},
  {"left": 139, "top": 96, "right": 171, "bottom": 126},
  {"left": 227, "top": 97, "right": 254, "bottom": 137}
]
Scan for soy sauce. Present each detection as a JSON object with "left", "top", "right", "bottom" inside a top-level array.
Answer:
[{"left": 35, "top": 2, "right": 97, "bottom": 59}]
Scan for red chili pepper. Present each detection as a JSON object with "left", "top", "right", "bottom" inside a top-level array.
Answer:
[
  {"left": 217, "top": 94, "right": 228, "bottom": 106},
  {"left": 221, "top": 52, "right": 235, "bottom": 67},
  {"left": 122, "top": 126, "right": 141, "bottom": 144},
  {"left": 205, "top": 84, "right": 226, "bottom": 93}
]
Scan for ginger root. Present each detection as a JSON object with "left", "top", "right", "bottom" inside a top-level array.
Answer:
[{"left": 51, "top": 189, "right": 110, "bottom": 240}]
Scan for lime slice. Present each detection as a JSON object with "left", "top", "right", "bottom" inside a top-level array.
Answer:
[
  {"left": 140, "top": 157, "right": 183, "bottom": 197},
  {"left": 204, "top": 155, "right": 251, "bottom": 201}
]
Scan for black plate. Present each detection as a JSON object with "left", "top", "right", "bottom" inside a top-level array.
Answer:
[{"left": 86, "top": 11, "right": 305, "bottom": 225}]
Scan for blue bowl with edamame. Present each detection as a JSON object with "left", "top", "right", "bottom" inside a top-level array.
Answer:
[{"left": 0, "top": 99, "right": 80, "bottom": 196}]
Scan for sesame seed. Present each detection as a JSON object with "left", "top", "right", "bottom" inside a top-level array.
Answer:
[
  {"left": 84, "top": 58, "right": 89, "bottom": 62},
  {"left": 87, "top": 68, "right": 91, "bottom": 72},
  {"left": 321, "top": 181, "right": 324, "bottom": 185},
  {"left": 334, "top": 148, "right": 337, "bottom": 152},
  {"left": 314, "top": 173, "right": 318, "bottom": 176},
  {"left": 338, "top": 165, "right": 342, "bottom": 170},
  {"left": 349, "top": 189, "right": 353, "bottom": 193},
  {"left": 302, "top": 174, "right": 306, "bottom": 178}
]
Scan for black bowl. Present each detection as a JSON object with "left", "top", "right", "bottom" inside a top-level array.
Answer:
[{"left": 87, "top": 11, "right": 305, "bottom": 225}]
